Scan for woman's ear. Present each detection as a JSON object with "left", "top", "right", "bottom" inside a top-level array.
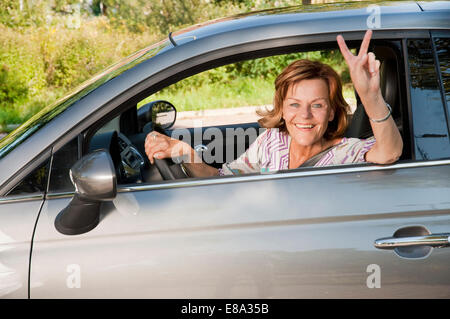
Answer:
[
  {"left": 280, "top": 105, "right": 286, "bottom": 122},
  {"left": 328, "top": 106, "right": 335, "bottom": 122}
]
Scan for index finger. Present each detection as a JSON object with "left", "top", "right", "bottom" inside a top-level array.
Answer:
[
  {"left": 336, "top": 34, "right": 354, "bottom": 64},
  {"left": 357, "top": 29, "right": 373, "bottom": 57}
]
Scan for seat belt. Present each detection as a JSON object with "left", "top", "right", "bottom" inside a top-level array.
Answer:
[{"left": 298, "top": 145, "right": 336, "bottom": 168}]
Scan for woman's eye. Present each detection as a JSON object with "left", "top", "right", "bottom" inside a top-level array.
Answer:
[
  {"left": 290, "top": 103, "right": 300, "bottom": 108},
  {"left": 312, "top": 103, "right": 322, "bottom": 108}
]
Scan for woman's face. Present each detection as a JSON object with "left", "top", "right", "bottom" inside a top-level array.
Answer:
[{"left": 282, "top": 78, "right": 335, "bottom": 147}]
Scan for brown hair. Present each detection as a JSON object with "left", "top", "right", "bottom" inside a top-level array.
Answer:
[{"left": 257, "top": 59, "right": 350, "bottom": 140}]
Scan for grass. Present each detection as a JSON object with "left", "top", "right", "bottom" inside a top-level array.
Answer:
[
  {"left": 140, "top": 77, "right": 276, "bottom": 112},
  {"left": 139, "top": 49, "right": 355, "bottom": 113}
]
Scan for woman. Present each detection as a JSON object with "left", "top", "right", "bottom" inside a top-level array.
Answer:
[{"left": 144, "top": 30, "right": 403, "bottom": 177}]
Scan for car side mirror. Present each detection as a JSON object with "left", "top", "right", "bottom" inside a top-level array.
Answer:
[
  {"left": 138, "top": 100, "right": 177, "bottom": 132},
  {"left": 55, "top": 150, "right": 117, "bottom": 235}
]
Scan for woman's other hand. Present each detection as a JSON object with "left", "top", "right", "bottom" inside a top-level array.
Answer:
[
  {"left": 337, "top": 30, "right": 382, "bottom": 104},
  {"left": 336, "top": 30, "right": 403, "bottom": 164}
]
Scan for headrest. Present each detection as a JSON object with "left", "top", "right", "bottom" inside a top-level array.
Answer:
[
  {"left": 379, "top": 59, "right": 398, "bottom": 110},
  {"left": 344, "top": 57, "right": 398, "bottom": 139}
]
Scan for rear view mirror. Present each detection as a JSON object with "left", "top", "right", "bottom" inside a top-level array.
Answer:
[
  {"left": 138, "top": 100, "right": 177, "bottom": 132},
  {"left": 151, "top": 101, "right": 176, "bottom": 129},
  {"left": 55, "top": 150, "right": 117, "bottom": 235}
]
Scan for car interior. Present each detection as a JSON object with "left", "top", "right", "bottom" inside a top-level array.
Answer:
[{"left": 87, "top": 39, "right": 410, "bottom": 185}]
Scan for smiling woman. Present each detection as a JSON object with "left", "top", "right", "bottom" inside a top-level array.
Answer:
[
  {"left": 260, "top": 59, "right": 350, "bottom": 169},
  {"left": 144, "top": 30, "right": 403, "bottom": 177},
  {"left": 217, "top": 63, "right": 375, "bottom": 175}
]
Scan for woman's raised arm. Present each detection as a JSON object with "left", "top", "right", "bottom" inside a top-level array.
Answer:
[{"left": 337, "top": 30, "right": 403, "bottom": 164}]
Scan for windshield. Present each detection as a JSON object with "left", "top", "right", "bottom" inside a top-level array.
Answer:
[{"left": 0, "top": 39, "right": 169, "bottom": 160}]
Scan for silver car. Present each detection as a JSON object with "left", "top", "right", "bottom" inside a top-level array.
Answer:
[{"left": 0, "top": 1, "right": 449, "bottom": 299}]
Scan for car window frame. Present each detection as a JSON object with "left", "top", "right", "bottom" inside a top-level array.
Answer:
[
  {"left": 404, "top": 30, "right": 450, "bottom": 161},
  {"left": 431, "top": 30, "right": 450, "bottom": 135},
  {"left": 75, "top": 30, "right": 449, "bottom": 190},
  {"left": 4, "top": 29, "right": 445, "bottom": 201},
  {"left": 0, "top": 148, "right": 51, "bottom": 199}
]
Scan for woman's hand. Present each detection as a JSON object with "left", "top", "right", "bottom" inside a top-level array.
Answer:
[
  {"left": 337, "top": 30, "right": 403, "bottom": 164},
  {"left": 144, "top": 131, "right": 219, "bottom": 177},
  {"left": 144, "top": 131, "right": 192, "bottom": 164},
  {"left": 337, "top": 30, "right": 382, "bottom": 104}
]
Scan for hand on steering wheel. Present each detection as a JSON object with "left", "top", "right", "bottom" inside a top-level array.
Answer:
[{"left": 144, "top": 131, "right": 192, "bottom": 180}]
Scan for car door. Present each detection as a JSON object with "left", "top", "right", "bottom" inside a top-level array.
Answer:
[
  {"left": 0, "top": 153, "right": 50, "bottom": 298},
  {"left": 29, "top": 161, "right": 450, "bottom": 298},
  {"left": 29, "top": 33, "right": 450, "bottom": 298}
]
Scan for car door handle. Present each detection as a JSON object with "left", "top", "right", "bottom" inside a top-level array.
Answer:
[{"left": 374, "top": 233, "right": 450, "bottom": 249}]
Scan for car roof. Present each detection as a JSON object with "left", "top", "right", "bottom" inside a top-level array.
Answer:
[
  {"left": 173, "top": 1, "right": 421, "bottom": 42},
  {"left": 168, "top": 1, "right": 450, "bottom": 44},
  {"left": 1, "top": 0, "right": 449, "bottom": 192}
]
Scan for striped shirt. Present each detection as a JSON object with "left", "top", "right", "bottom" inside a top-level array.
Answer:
[{"left": 219, "top": 128, "right": 376, "bottom": 176}]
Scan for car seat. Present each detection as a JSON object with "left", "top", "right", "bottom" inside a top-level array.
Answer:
[{"left": 344, "top": 53, "right": 399, "bottom": 139}]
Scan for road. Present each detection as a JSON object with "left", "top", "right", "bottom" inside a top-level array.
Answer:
[{"left": 173, "top": 105, "right": 266, "bottom": 128}]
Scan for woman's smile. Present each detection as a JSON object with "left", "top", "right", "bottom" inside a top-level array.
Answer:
[
  {"left": 282, "top": 78, "right": 334, "bottom": 148},
  {"left": 294, "top": 123, "right": 315, "bottom": 129}
]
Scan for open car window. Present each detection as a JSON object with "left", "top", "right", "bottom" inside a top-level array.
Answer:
[
  {"left": 88, "top": 40, "right": 411, "bottom": 186},
  {"left": 140, "top": 50, "right": 357, "bottom": 128}
]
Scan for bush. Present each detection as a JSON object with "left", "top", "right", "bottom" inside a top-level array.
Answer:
[
  {"left": 0, "top": 0, "right": 352, "bottom": 128},
  {"left": 144, "top": 49, "right": 352, "bottom": 111},
  {"left": 0, "top": 17, "right": 158, "bottom": 126},
  {"left": 157, "top": 50, "right": 349, "bottom": 96},
  {"left": 0, "top": 24, "right": 48, "bottom": 126},
  {"left": 0, "top": 65, "right": 29, "bottom": 105},
  {"left": 40, "top": 18, "right": 159, "bottom": 89},
  {"left": 0, "top": 0, "right": 48, "bottom": 28}
]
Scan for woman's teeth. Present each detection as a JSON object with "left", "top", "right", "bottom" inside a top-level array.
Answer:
[{"left": 295, "top": 124, "right": 314, "bottom": 129}]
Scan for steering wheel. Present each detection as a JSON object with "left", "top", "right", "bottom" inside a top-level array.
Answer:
[
  {"left": 154, "top": 158, "right": 177, "bottom": 180},
  {"left": 148, "top": 130, "right": 189, "bottom": 180}
]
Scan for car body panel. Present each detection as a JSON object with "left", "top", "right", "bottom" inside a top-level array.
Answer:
[
  {"left": 30, "top": 163, "right": 450, "bottom": 298},
  {"left": 0, "top": 198, "right": 44, "bottom": 298},
  {"left": 418, "top": 0, "right": 450, "bottom": 11}
]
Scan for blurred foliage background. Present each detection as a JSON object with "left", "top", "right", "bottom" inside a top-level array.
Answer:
[
  {"left": 144, "top": 50, "right": 352, "bottom": 112},
  {"left": 0, "top": 0, "right": 355, "bottom": 131}
]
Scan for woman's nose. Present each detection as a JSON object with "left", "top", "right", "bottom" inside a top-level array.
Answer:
[{"left": 296, "top": 105, "right": 312, "bottom": 119}]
